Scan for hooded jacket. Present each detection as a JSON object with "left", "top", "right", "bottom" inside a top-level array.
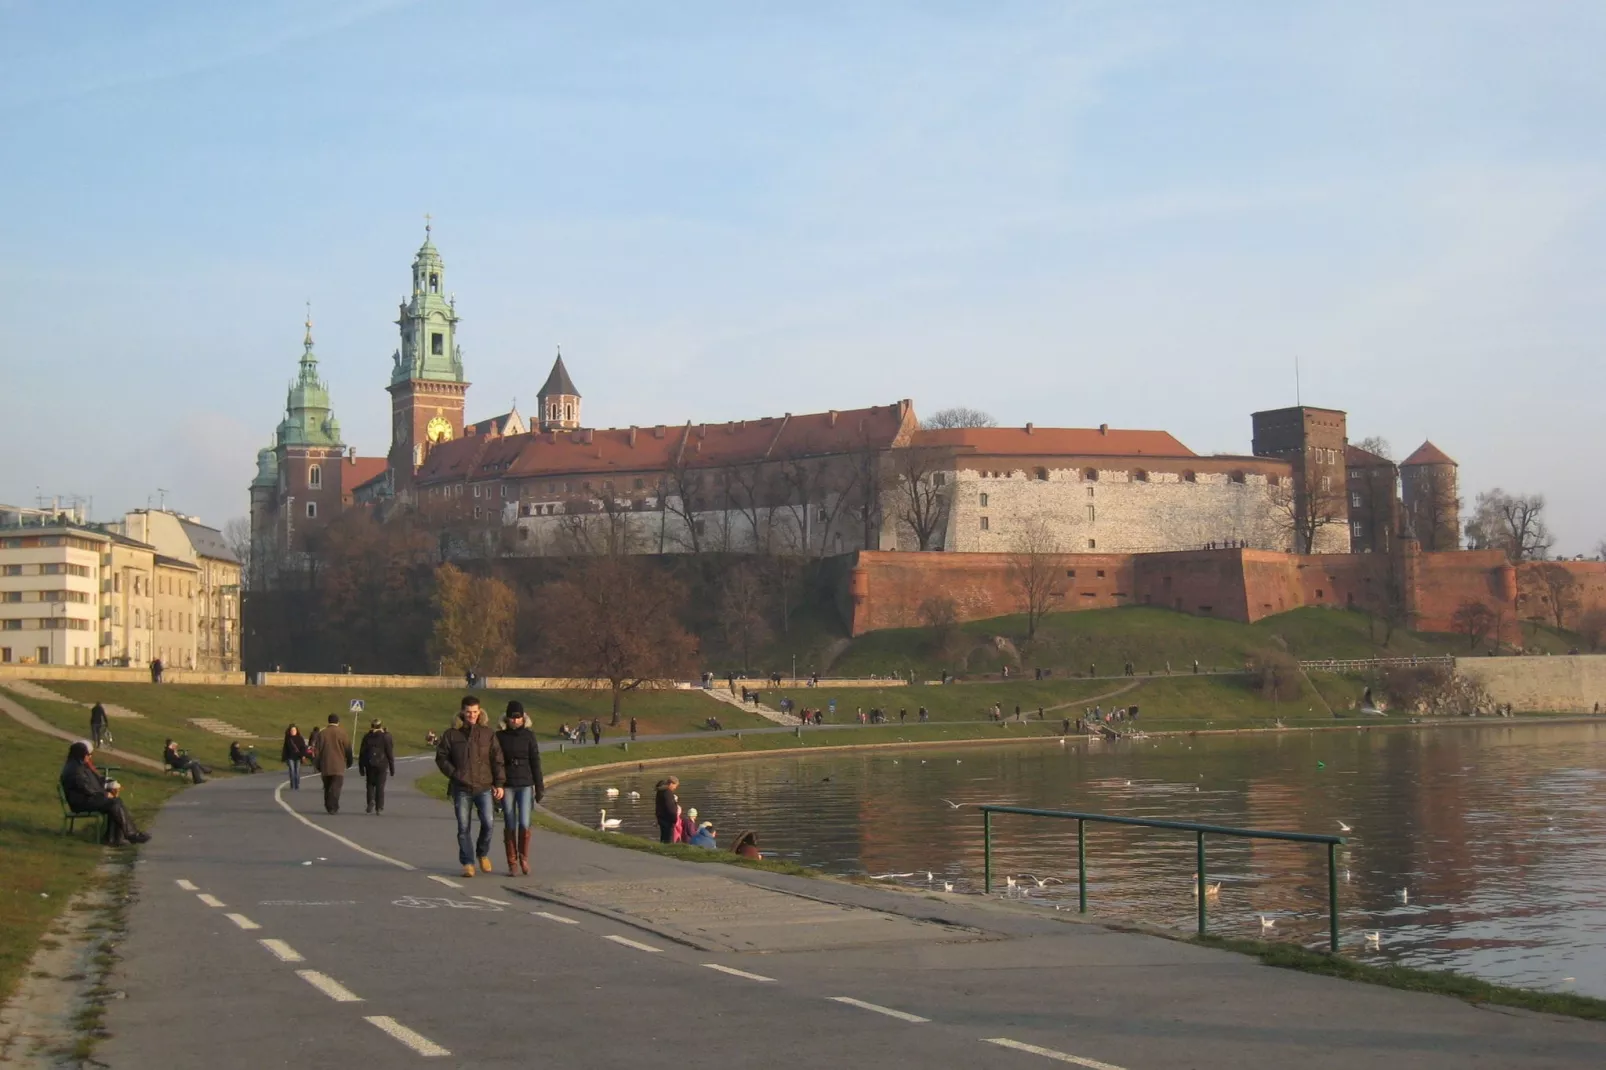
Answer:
[{"left": 435, "top": 718, "right": 505, "bottom": 795}]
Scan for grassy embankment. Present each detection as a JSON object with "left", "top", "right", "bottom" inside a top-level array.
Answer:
[{"left": 0, "top": 713, "right": 186, "bottom": 1008}]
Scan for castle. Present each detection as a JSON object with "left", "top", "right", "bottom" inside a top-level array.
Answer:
[{"left": 249, "top": 228, "right": 1502, "bottom": 631}]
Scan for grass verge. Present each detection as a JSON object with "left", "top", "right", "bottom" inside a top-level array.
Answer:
[{"left": 1195, "top": 933, "right": 1606, "bottom": 1022}]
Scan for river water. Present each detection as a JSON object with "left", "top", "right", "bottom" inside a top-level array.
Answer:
[{"left": 549, "top": 721, "right": 1606, "bottom": 997}]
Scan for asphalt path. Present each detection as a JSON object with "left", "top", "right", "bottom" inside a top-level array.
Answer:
[{"left": 99, "top": 762, "right": 1606, "bottom": 1070}]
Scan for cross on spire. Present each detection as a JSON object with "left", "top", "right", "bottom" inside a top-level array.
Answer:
[
  {"left": 424, "top": 211, "right": 432, "bottom": 234},
  {"left": 303, "top": 301, "right": 313, "bottom": 347}
]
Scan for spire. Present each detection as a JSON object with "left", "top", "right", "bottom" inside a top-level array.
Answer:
[
  {"left": 279, "top": 312, "right": 342, "bottom": 449},
  {"left": 539, "top": 346, "right": 581, "bottom": 398},
  {"left": 302, "top": 301, "right": 315, "bottom": 358},
  {"left": 392, "top": 223, "right": 465, "bottom": 385},
  {"left": 538, "top": 346, "right": 582, "bottom": 431}
]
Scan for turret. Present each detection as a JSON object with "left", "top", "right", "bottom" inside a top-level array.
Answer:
[{"left": 537, "top": 348, "right": 582, "bottom": 432}]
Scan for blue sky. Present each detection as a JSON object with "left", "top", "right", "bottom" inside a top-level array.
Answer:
[{"left": 2, "top": 1, "right": 1603, "bottom": 551}]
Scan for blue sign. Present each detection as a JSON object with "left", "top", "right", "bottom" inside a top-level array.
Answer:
[{"left": 349, "top": 699, "right": 365, "bottom": 713}]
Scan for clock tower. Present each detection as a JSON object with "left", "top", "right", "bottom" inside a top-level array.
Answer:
[{"left": 387, "top": 221, "right": 469, "bottom": 498}]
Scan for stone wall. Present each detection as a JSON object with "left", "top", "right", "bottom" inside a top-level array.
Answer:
[
  {"left": 0, "top": 665, "right": 241, "bottom": 686},
  {"left": 1455, "top": 655, "right": 1606, "bottom": 713}
]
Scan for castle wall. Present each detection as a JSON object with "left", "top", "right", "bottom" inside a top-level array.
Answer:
[{"left": 1456, "top": 654, "right": 1606, "bottom": 712}]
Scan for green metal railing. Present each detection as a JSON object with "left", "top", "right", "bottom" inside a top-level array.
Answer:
[{"left": 980, "top": 805, "right": 1347, "bottom": 951}]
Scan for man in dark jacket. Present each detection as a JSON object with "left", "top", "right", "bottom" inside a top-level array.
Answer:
[
  {"left": 89, "top": 703, "right": 109, "bottom": 750},
  {"left": 494, "top": 702, "right": 544, "bottom": 875},
  {"left": 434, "top": 696, "right": 505, "bottom": 878},
  {"left": 313, "top": 713, "right": 353, "bottom": 814},
  {"left": 61, "top": 742, "right": 148, "bottom": 845},
  {"left": 358, "top": 719, "right": 395, "bottom": 815}
]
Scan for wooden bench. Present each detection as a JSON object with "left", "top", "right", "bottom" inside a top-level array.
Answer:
[{"left": 57, "top": 783, "right": 108, "bottom": 841}]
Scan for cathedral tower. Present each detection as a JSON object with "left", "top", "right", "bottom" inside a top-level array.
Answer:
[
  {"left": 387, "top": 222, "right": 470, "bottom": 496},
  {"left": 537, "top": 348, "right": 581, "bottom": 432}
]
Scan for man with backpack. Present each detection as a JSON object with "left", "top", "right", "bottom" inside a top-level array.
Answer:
[{"left": 359, "top": 719, "right": 395, "bottom": 815}]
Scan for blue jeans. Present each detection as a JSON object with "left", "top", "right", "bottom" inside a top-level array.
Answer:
[
  {"left": 286, "top": 759, "right": 301, "bottom": 790},
  {"left": 452, "top": 789, "right": 495, "bottom": 865},
  {"left": 501, "top": 786, "right": 534, "bottom": 830}
]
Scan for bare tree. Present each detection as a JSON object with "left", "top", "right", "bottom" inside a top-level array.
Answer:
[
  {"left": 1595, "top": 538, "right": 1606, "bottom": 562},
  {"left": 888, "top": 445, "right": 952, "bottom": 551},
  {"left": 1353, "top": 436, "right": 1392, "bottom": 461},
  {"left": 537, "top": 556, "right": 697, "bottom": 721},
  {"left": 922, "top": 406, "right": 998, "bottom": 430},
  {"left": 554, "top": 495, "right": 646, "bottom": 557},
  {"left": 1407, "top": 466, "right": 1462, "bottom": 551},
  {"left": 1525, "top": 563, "right": 1581, "bottom": 630},
  {"left": 1466, "top": 489, "right": 1552, "bottom": 561},
  {"left": 778, "top": 453, "right": 854, "bottom": 557},
  {"left": 1450, "top": 600, "right": 1497, "bottom": 652},
  {"left": 1005, "top": 518, "right": 1066, "bottom": 640},
  {"left": 223, "top": 517, "right": 253, "bottom": 588},
  {"left": 1577, "top": 607, "right": 1606, "bottom": 652},
  {"left": 1270, "top": 467, "right": 1347, "bottom": 553},
  {"left": 717, "top": 562, "right": 774, "bottom": 671}
]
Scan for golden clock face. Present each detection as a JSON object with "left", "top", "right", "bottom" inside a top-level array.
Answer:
[{"left": 426, "top": 416, "right": 453, "bottom": 443}]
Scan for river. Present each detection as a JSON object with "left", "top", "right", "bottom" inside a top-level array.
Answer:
[{"left": 548, "top": 720, "right": 1606, "bottom": 997}]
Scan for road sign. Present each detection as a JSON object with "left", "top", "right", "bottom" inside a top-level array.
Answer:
[{"left": 349, "top": 699, "right": 365, "bottom": 713}]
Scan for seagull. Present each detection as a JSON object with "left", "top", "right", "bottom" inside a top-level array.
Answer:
[
  {"left": 925, "top": 871, "right": 934, "bottom": 883},
  {"left": 1191, "top": 881, "right": 1222, "bottom": 897},
  {"left": 1337, "top": 820, "right": 1352, "bottom": 832},
  {"left": 597, "top": 809, "right": 622, "bottom": 831},
  {"left": 1260, "top": 915, "right": 1275, "bottom": 931},
  {"left": 941, "top": 799, "right": 964, "bottom": 810},
  {"left": 605, "top": 787, "right": 619, "bottom": 797},
  {"left": 870, "top": 872, "right": 916, "bottom": 880},
  {"left": 1397, "top": 888, "right": 1409, "bottom": 904},
  {"left": 1019, "top": 875, "right": 1063, "bottom": 888},
  {"left": 1365, "top": 931, "right": 1381, "bottom": 949},
  {"left": 1005, "top": 876, "right": 1018, "bottom": 893}
]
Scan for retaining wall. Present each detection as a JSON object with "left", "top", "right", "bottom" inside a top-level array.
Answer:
[{"left": 1455, "top": 654, "right": 1606, "bottom": 713}]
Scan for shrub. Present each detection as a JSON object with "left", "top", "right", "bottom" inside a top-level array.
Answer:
[{"left": 1247, "top": 648, "right": 1302, "bottom": 702}]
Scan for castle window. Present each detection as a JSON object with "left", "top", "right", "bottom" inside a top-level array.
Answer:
[
  {"left": 306, "top": 502, "right": 317, "bottom": 519},
  {"left": 1351, "top": 492, "right": 1362, "bottom": 508},
  {"left": 1268, "top": 474, "right": 1281, "bottom": 487},
  {"left": 1349, "top": 468, "right": 1362, "bottom": 479},
  {"left": 1320, "top": 475, "right": 1332, "bottom": 492},
  {"left": 307, "top": 464, "right": 322, "bottom": 489},
  {"left": 1096, "top": 569, "right": 1105, "bottom": 578},
  {"left": 1087, "top": 505, "right": 1096, "bottom": 523},
  {"left": 979, "top": 493, "right": 989, "bottom": 507},
  {"left": 980, "top": 516, "right": 990, "bottom": 531},
  {"left": 934, "top": 473, "right": 946, "bottom": 486},
  {"left": 1352, "top": 520, "right": 1364, "bottom": 537},
  {"left": 634, "top": 478, "right": 644, "bottom": 490},
  {"left": 473, "top": 485, "right": 481, "bottom": 498},
  {"left": 1084, "top": 468, "right": 1099, "bottom": 482},
  {"left": 1088, "top": 539, "right": 1096, "bottom": 549},
  {"left": 1132, "top": 469, "right": 1147, "bottom": 482},
  {"left": 1230, "top": 471, "right": 1246, "bottom": 484},
  {"left": 431, "top": 332, "right": 444, "bottom": 356},
  {"left": 1066, "top": 569, "right": 1076, "bottom": 578},
  {"left": 1183, "top": 470, "right": 1196, "bottom": 483},
  {"left": 429, "top": 273, "right": 439, "bottom": 293},
  {"left": 473, "top": 506, "right": 482, "bottom": 519}
]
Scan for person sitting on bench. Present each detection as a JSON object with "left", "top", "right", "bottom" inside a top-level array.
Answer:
[
  {"left": 230, "top": 740, "right": 262, "bottom": 773},
  {"left": 163, "top": 740, "right": 211, "bottom": 784},
  {"left": 61, "top": 741, "right": 149, "bottom": 845}
]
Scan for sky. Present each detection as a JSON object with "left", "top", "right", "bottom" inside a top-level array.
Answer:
[{"left": 1, "top": 1, "right": 1603, "bottom": 552}]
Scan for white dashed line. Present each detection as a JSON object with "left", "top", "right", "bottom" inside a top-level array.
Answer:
[
  {"left": 196, "top": 893, "right": 225, "bottom": 908},
  {"left": 703, "top": 963, "right": 775, "bottom": 982},
  {"left": 470, "top": 895, "right": 510, "bottom": 906},
  {"left": 533, "top": 911, "right": 578, "bottom": 925},
  {"left": 602, "top": 934, "right": 663, "bottom": 953},
  {"left": 427, "top": 875, "right": 462, "bottom": 889},
  {"left": 259, "top": 939, "right": 304, "bottom": 963},
  {"left": 828, "top": 997, "right": 930, "bottom": 1023},
  {"left": 175, "top": 879, "right": 197, "bottom": 891},
  {"left": 272, "top": 780, "right": 416, "bottom": 871},
  {"left": 295, "top": 969, "right": 363, "bottom": 1003},
  {"left": 365, "top": 1016, "right": 450, "bottom": 1057},
  {"left": 983, "top": 1038, "right": 1127, "bottom": 1069},
  {"left": 225, "top": 913, "right": 261, "bottom": 931}
]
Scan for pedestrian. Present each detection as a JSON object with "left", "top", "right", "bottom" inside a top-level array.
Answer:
[
  {"left": 629, "top": 716, "right": 638, "bottom": 741},
  {"left": 899, "top": 707, "right": 907, "bottom": 723},
  {"left": 1015, "top": 705, "right": 1022, "bottom": 722},
  {"left": 359, "top": 719, "right": 395, "bottom": 815},
  {"left": 496, "top": 702, "right": 544, "bottom": 876},
  {"left": 435, "top": 696, "right": 506, "bottom": 878},
  {"left": 149, "top": 658, "right": 164, "bottom": 684},
  {"left": 655, "top": 776, "right": 681, "bottom": 844},
  {"left": 918, "top": 706, "right": 928, "bottom": 723},
  {"left": 732, "top": 830, "right": 762, "bottom": 860},
  {"left": 89, "top": 702, "right": 108, "bottom": 750},
  {"left": 281, "top": 724, "right": 308, "bottom": 790},
  {"left": 313, "top": 713, "right": 352, "bottom": 814},
  {"left": 590, "top": 717, "right": 602, "bottom": 745},
  {"left": 61, "top": 742, "right": 149, "bottom": 845},
  {"left": 1037, "top": 706, "right": 1044, "bottom": 720}
]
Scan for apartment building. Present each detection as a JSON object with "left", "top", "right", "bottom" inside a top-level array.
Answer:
[
  {"left": 112, "top": 510, "right": 241, "bottom": 672},
  {"left": 0, "top": 525, "right": 106, "bottom": 666}
]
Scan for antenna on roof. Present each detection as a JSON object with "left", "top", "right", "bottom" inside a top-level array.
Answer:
[{"left": 1294, "top": 354, "right": 1302, "bottom": 407}]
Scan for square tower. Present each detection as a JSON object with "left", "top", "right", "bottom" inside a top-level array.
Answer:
[{"left": 1251, "top": 406, "right": 1352, "bottom": 553}]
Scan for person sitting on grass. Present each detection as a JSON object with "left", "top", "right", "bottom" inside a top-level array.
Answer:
[
  {"left": 163, "top": 740, "right": 210, "bottom": 784},
  {"left": 732, "top": 830, "right": 762, "bottom": 860},
  {"left": 689, "top": 821, "right": 718, "bottom": 849},
  {"left": 61, "top": 741, "right": 149, "bottom": 845},
  {"left": 230, "top": 740, "right": 262, "bottom": 773}
]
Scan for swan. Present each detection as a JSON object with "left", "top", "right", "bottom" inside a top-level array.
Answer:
[
  {"left": 1259, "top": 915, "right": 1275, "bottom": 931},
  {"left": 605, "top": 787, "right": 619, "bottom": 797},
  {"left": 1191, "top": 881, "right": 1222, "bottom": 897},
  {"left": 598, "top": 809, "right": 622, "bottom": 831},
  {"left": 1364, "top": 930, "right": 1381, "bottom": 949},
  {"left": 943, "top": 881, "right": 955, "bottom": 892},
  {"left": 627, "top": 791, "right": 640, "bottom": 801},
  {"left": 1397, "top": 888, "right": 1409, "bottom": 904},
  {"left": 1005, "top": 876, "right": 1018, "bottom": 892}
]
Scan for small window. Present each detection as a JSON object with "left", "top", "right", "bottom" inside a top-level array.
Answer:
[
  {"left": 1351, "top": 492, "right": 1362, "bottom": 508},
  {"left": 1087, "top": 504, "right": 1096, "bottom": 523},
  {"left": 306, "top": 501, "right": 317, "bottom": 518},
  {"left": 1087, "top": 487, "right": 1095, "bottom": 499},
  {"left": 1316, "top": 589, "right": 1325, "bottom": 599},
  {"left": 1183, "top": 470, "right": 1196, "bottom": 483},
  {"left": 429, "top": 272, "right": 439, "bottom": 293},
  {"left": 1349, "top": 468, "right": 1362, "bottom": 479},
  {"left": 1320, "top": 475, "right": 1332, "bottom": 492},
  {"left": 1066, "top": 569, "right": 1076, "bottom": 578},
  {"left": 1084, "top": 468, "right": 1099, "bottom": 482},
  {"left": 1035, "top": 467, "right": 1048, "bottom": 481},
  {"left": 980, "top": 516, "right": 990, "bottom": 531},
  {"left": 473, "top": 506, "right": 482, "bottom": 519},
  {"left": 1096, "top": 569, "right": 1105, "bottom": 578},
  {"left": 933, "top": 473, "right": 946, "bottom": 486},
  {"left": 1133, "top": 469, "right": 1148, "bottom": 482},
  {"left": 308, "top": 464, "right": 322, "bottom": 489},
  {"left": 1087, "top": 539, "right": 1096, "bottom": 550},
  {"left": 1268, "top": 474, "right": 1281, "bottom": 487},
  {"left": 431, "top": 332, "right": 444, "bottom": 355},
  {"left": 1352, "top": 520, "right": 1364, "bottom": 537},
  {"left": 1231, "top": 471, "right": 1246, "bottom": 484},
  {"left": 979, "top": 493, "right": 989, "bottom": 507},
  {"left": 473, "top": 485, "right": 481, "bottom": 498},
  {"left": 634, "top": 478, "right": 644, "bottom": 490}
]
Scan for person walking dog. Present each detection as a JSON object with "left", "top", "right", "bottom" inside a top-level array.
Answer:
[{"left": 435, "top": 696, "right": 506, "bottom": 878}]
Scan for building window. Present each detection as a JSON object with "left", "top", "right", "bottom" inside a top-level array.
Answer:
[
  {"left": 473, "top": 485, "right": 481, "bottom": 498},
  {"left": 431, "top": 332, "right": 444, "bottom": 355},
  {"left": 1087, "top": 539, "right": 1096, "bottom": 549},
  {"left": 980, "top": 516, "right": 990, "bottom": 531},
  {"left": 979, "top": 493, "right": 989, "bottom": 507},
  {"left": 1351, "top": 492, "right": 1362, "bottom": 508},
  {"left": 933, "top": 473, "right": 946, "bottom": 486},
  {"left": 1087, "top": 505, "right": 1096, "bottom": 523},
  {"left": 473, "top": 506, "right": 482, "bottom": 519},
  {"left": 1084, "top": 468, "right": 1099, "bottom": 482},
  {"left": 308, "top": 464, "right": 322, "bottom": 489},
  {"left": 1087, "top": 487, "right": 1094, "bottom": 499},
  {"left": 428, "top": 272, "right": 439, "bottom": 293},
  {"left": 1183, "top": 471, "right": 1196, "bottom": 483},
  {"left": 1320, "top": 475, "right": 1332, "bottom": 492},
  {"left": 1096, "top": 569, "right": 1106, "bottom": 578},
  {"left": 1035, "top": 467, "right": 1049, "bottom": 481},
  {"left": 1066, "top": 569, "right": 1076, "bottom": 578},
  {"left": 306, "top": 501, "right": 318, "bottom": 519},
  {"left": 1349, "top": 468, "right": 1361, "bottom": 479},
  {"left": 1352, "top": 520, "right": 1364, "bottom": 537},
  {"left": 1133, "top": 469, "right": 1148, "bottom": 482},
  {"left": 0, "top": 648, "right": 9, "bottom": 663}
]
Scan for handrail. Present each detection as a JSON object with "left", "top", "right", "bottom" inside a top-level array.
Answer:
[{"left": 979, "top": 804, "right": 1346, "bottom": 952}]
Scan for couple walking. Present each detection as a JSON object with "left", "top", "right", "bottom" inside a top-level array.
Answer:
[{"left": 434, "top": 696, "right": 544, "bottom": 877}]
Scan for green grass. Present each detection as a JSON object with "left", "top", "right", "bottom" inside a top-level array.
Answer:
[
  {"left": 0, "top": 714, "right": 185, "bottom": 1007},
  {"left": 1196, "top": 933, "right": 1606, "bottom": 1022},
  {"left": 30, "top": 682, "right": 772, "bottom": 764},
  {"left": 759, "top": 677, "right": 1132, "bottom": 723}
]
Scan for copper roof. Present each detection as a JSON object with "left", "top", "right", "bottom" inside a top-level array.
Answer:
[
  {"left": 911, "top": 425, "right": 1194, "bottom": 458},
  {"left": 416, "top": 401, "right": 915, "bottom": 483},
  {"left": 1401, "top": 440, "right": 1456, "bottom": 467}
]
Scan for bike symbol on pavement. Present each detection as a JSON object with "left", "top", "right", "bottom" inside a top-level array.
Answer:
[{"left": 392, "top": 895, "right": 502, "bottom": 911}]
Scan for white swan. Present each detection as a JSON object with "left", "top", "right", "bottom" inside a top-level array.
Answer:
[
  {"left": 1364, "top": 930, "right": 1381, "bottom": 949},
  {"left": 598, "top": 809, "right": 622, "bottom": 831},
  {"left": 605, "top": 787, "right": 620, "bottom": 797},
  {"left": 1259, "top": 915, "right": 1275, "bottom": 931},
  {"left": 1397, "top": 888, "right": 1409, "bottom": 904},
  {"left": 627, "top": 791, "right": 640, "bottom": 801},
  {"left": 943, "top": 881, "right": 955, "bottom": 892}
]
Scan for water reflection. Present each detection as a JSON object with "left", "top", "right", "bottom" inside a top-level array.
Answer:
[{"left": 548, "top": 722, "right": 1606, "bottom": 997}]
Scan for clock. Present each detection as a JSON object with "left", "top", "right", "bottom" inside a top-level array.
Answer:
[{"left": 426, "top": 416, "right": 453, "bottom": 443}]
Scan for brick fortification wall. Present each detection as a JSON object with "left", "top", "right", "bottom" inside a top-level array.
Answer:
[
  {"left": 1456, "top": 655, "right": 1606, "bottom": 712},
  {"left": 844, "top": 549, "right": 1606, "bottom": 637}
]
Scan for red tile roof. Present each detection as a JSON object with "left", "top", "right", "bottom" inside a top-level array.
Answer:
[
  {"left": 912, "top": 425, "right": 1194, "bottom": 458},
  {"left": 1345, "top": 444, "right": 1392, "bottom": 467},
  {"left": 343, "top": 456, "right": 389, "bottom": 492},
  {"left": 1401, "top": 440, "right": 1456, "bottom": 467},
  {"left": 416, "top": 402, "right": 916, "bottom": 483}
]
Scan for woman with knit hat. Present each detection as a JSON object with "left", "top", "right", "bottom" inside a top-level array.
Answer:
[{"left": 495, "top": 701, "right": 544, "bottom": 875}]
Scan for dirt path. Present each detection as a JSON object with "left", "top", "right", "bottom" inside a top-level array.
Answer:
[{"left": 0, "top": 688, "right": 163, "bottom": 771}]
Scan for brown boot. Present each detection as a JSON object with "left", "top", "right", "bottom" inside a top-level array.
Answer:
[
  {"left": 504, "top": 829, "right": 519, "bottom": 876},
  {"left": 518, "top": 828, "right": 532, "bottom": 875}
]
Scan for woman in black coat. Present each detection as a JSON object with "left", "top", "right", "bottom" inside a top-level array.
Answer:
[
  {"left": 281, "top": 725, "right": 309, "bottom": 790},
  {"left": 494, "top": 702, "right": 544, "bottom": 875},
  {"left": 60, "top": 742, "right": 148, "bottom": 845}
]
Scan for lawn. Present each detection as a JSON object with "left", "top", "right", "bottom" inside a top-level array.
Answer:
[
  {"left": 0, "top": 714, "right": 186, "bottom": 1007},
  {"left": 33, "top": 682, "right": 771, "bottom": 765},
  {"left": 759, "top": 677, "right": 1132, "bottom": 723}
]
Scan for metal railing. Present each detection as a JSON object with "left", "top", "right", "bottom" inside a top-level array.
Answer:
[
  {"left": 980, "top": 805, "right": 1347, "bottom": 951},
  {"left": 1298, "top": 655, "right": 1452, "bottom": 673}
]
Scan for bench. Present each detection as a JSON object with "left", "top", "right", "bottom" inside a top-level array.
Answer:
[{"left": 57, "top": 783, "right": 108, "bottom": 841}]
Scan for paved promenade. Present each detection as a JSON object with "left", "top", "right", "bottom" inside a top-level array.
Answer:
[{"left": 95, "top": 762, "right": 1605, "bottom": 1069}]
